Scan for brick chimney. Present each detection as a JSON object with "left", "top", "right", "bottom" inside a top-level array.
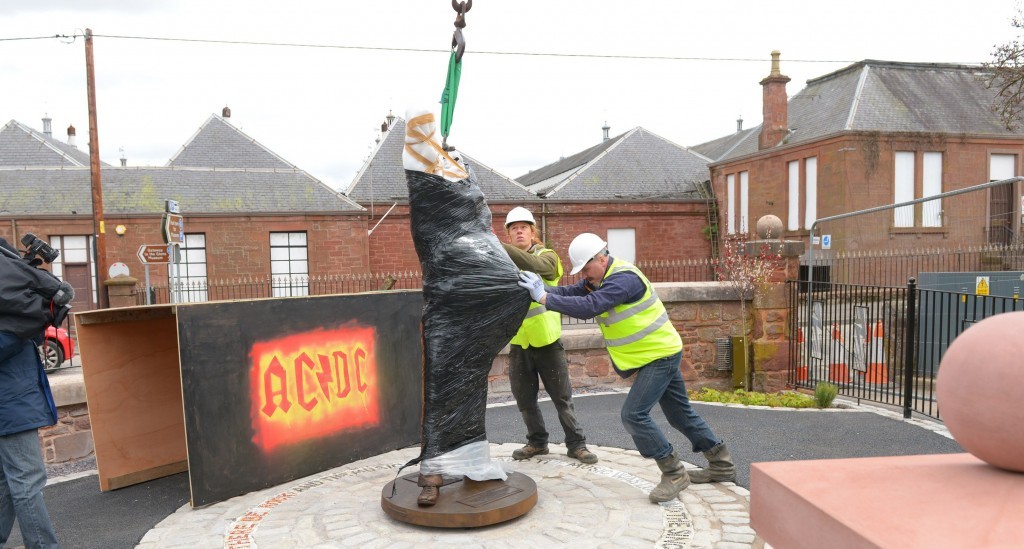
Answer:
[{"left": 758, "top": 51, "right": 791, "bottom": 150}]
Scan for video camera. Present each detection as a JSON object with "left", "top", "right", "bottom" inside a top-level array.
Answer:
[
  {"left": 0, "top": 234, "right": 74, "bottom": 339},
  {"left": 21, "top": 233, "right": 60, "bottom": 265}
]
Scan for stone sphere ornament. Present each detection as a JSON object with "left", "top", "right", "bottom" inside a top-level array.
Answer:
[
  {"left": 755, "top": 215, "right": 783, "bottom": 240},
  {"left": 936, "top": 311, "right": 1024, "bottom": 473}
]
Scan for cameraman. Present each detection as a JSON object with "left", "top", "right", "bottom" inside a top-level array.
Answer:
[{"left": 0, "top": 237, "right": 59, "bottom": 548}]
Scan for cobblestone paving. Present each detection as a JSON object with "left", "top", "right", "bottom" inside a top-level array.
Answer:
[
  {"left": 135, "top": 398, "right": 948, "bottom": 549},
  {"left": 139, "top": 443, "right": 762, "bottom": 549}
]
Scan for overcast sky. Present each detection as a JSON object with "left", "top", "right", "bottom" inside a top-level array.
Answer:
[{"left": 2, "top": 1, "right": 1020, "bottom": 191}]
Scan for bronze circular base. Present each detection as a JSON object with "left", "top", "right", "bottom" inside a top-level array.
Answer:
[{"left": 381, "top": 471, "right": 537, "bottom": 528}]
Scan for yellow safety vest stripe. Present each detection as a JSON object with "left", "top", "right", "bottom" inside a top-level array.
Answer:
[
  {"left": 510, "top": 246, "right": 563, "bottom": 348},
  {"left": 596, "top": 259, "right": 682, "bottom": 370}
]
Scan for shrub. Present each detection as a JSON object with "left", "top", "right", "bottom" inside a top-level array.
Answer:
[
  {"left": 688, "top": 387, "right": 818, "bottom": 408},
  {"left": 814, "top": 382, "right": 839, "bottom": 409}
]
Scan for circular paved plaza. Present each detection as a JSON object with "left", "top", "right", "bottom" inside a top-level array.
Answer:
[{"left": 138, "top": 443, "right": 760, "bottom": 548}]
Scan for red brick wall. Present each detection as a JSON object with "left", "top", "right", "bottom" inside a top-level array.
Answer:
[
  {"left": 364, "top": 201, "right": 713, "bottom": 274},
  {"left": 3, "top": 213, "right": 369, "bottom": 308},
  {"left": 8, "top": 200, "right": 714, "bottom": 305},
  {"left": 712, "top": 133, "right": 1024, "bottom": 254}
]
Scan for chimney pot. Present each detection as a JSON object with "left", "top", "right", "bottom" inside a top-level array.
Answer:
[
  {"left": 222, "top": 105, "right": 231, "bottom": 118},
  {"left": 67, "top": 124, "right": 77, "bottom": 148}
]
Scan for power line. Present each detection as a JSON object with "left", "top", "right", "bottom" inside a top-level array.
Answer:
[
  {"left": 0, "top": 35, "right": 67, "bottom": 42},
  {"left": 19, "top": 32, "right": 859, "bottom": 63}
]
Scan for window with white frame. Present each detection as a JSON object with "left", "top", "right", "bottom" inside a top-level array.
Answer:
[
  {"left": 894, "top": 151, "right": 915, "bottom": 227},
  {"left": 172, "top": 233, "right": 208, "bottom": 303},
  {"left": 922, "top": 152, "right": 943, "bottom": 227},
  {"left": 804, "top": 157, "right": 817, "bottom": 230},
  {"left": 990, "top": 153, "right": 1016, "bottom": 181},
  {"left": 607, "top": 228, "right": 636, "bottom": 264},
  {"left": 270, "top": 232, "right": 309, "bottom": 297},
  {"left": 894, "top": 151, "right": 944, "bottom": 228},
  {"left": 787, "top": 160, "right": 800, "bottom": 231},
  {"left": 739, "top": 171, "right": 749, "bottom": 233},
  {"left": 725, "top": 171, "right": 749, "bottom": 234},
  {"left": 726, "top": 174, "right": 736, "bottom": 234},
  {"left": 49, "top": 235, "right": 94, "bottom": 305},
  {"left": 786, "top": 157, "right": 817, "bottom": 230}
]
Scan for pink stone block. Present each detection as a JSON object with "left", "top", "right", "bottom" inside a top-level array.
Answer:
[{"left": 751, "top": 453, "right": 1024, "bottom": 548}]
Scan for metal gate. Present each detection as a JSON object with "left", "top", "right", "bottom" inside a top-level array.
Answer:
[{"left": 787, "top": 279, "right": 1024, "bottom": 420}]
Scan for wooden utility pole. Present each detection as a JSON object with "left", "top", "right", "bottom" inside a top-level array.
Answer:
[{"left": 85, "top": 28, "right": 109, "bottom": 308}]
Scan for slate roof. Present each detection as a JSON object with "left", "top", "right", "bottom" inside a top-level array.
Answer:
[
  {"left": 167, "top": 114, "right": 297, "bottom": 170},
  {"left": 0, "top": 167, "right": 363, "bottom": 216},
  {"left": 699, "top": 60, "right": 1020, "bottom": 163},
  {"left": 0, "top": 120, "right": 103, "bottom": 168},
  {"left": 518, "top": 127, "right": 711, "bottom": 200},
  {"left": 689, "top": 127, "right": 758, "bottom": 162},
  {"left": 344, "top": 118, "right": 536, "bottom": 203}
]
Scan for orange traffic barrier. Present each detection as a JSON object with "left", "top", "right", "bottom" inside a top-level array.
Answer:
[
  {"left": 795, "top": 327, "right": 808, "bottom": 381},
  {"left": 828, "top": 323, "right": 851, "bottom": 383},
  {"left": 865, "top": 320, "right": 888, "bottom": 384}
]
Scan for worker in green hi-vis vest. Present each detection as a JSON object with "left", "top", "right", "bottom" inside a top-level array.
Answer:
[{"left": 501, "top": 207, "right": 598, "bottom": 466}]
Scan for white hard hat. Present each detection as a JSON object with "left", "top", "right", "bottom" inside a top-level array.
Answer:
[
  {"left": 568, "top": 233, "right": 608, "bottom": 275},
  {"left": 505, "top": 206, "right": 536, "bottom": 228}
]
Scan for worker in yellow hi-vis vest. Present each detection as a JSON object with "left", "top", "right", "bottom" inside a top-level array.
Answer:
[
  {"left": 518, "top": 233, "right": 737, "bottom": 503},
  {"left": 501, "top": 207, "right": 598, "bottom": 465}
]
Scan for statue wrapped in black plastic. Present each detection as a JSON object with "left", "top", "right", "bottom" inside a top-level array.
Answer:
[{"left": 401, "top": 107, "right": 530, "bottom": 506}]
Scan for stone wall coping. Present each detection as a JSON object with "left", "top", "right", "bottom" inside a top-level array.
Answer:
[
  {"left": 654, "top": 281, "right": 749, "bottom": 302},
  {"left": 47, "top": 367, "right": 87, "bottom": 408}
]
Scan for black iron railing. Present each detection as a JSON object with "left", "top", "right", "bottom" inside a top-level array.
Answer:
[{"left": 788, "top": 278, "right": 1024, "bottom": 420}]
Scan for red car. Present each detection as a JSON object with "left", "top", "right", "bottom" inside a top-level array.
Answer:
[{"left": 40, "top": 325, "right": 75, "bottom": 372}]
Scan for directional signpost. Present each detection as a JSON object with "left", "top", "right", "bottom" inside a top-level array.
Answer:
[
  {"left": 138, "top": 244, "right": 171, "bottom": 264},
  {"left": 160, "top": 201, "right": 185, "bottom": 303},
  {"left": 162, "top": 214, "right": 184, "bottom": 244},
  {"left": 138, "top": 244, "right": 173, "bottom": 305}
]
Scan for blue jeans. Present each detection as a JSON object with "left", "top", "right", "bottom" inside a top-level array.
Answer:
[
  {"left": 0, "top": 429, "right": 58, "bottom": 549},
  {"left": 621, "top": 351, "right": 721, "bottom": 460}
]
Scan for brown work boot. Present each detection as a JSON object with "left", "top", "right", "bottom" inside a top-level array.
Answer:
[
  {"left": 416, "top": 473, "right": 443, "bottom": 507},
  {"left": 512, "top": 444, "right": 549, "bottom": 460},
  {"left": 567, "top": 446, "right": 599, "bottom": 464}
]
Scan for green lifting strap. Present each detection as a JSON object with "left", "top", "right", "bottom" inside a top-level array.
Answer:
[{"left": 440, "top": 51, "right": 462, "bottom": 141}]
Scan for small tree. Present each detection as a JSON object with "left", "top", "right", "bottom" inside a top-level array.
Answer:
[
  {"left": 715, "top": 231, "right": 783, "bottom": 387},
  {"left": 985, "top": 9, "right": 1024, "bottom": 130}
]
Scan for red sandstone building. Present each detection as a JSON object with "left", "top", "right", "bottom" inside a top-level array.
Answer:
[
  {"left": 0, "top": 113, "right": 367, "bottom": 310},
  {"left": 694, "top": 54, "right": 1024, "bottom": 263}
]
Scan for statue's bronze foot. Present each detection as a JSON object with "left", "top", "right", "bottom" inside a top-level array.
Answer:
[{"left": 416, "top": 473, "right": 443, "bottom": 507}]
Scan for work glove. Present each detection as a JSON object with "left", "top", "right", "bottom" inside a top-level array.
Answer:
[{"left": 517, "top": 271, "right": 547, "bottom": 302}]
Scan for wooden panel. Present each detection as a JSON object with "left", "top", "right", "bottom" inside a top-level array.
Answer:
[
  {"left": 76, "top": 307, "right": 186, "bottom": 492},
  {"left": 176, "top": 290, "right": 424, "bottom": 507}
]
